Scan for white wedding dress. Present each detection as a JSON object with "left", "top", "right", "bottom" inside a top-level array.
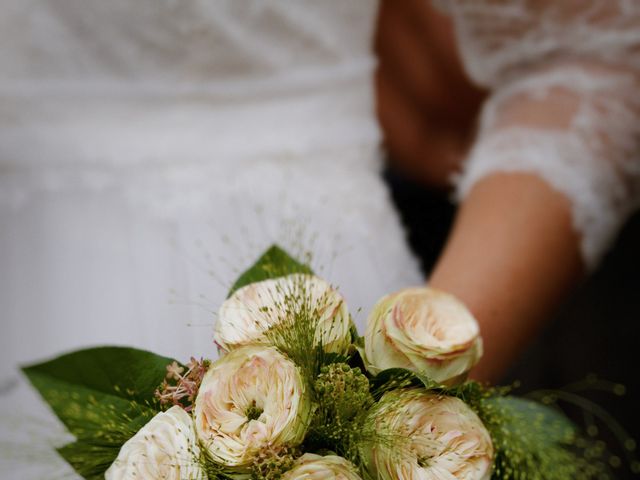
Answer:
[
  {"left": 1, "top": 0, "right": 639, "bottom": 478},
  {"left": 0, "top": 3, "right": 421, "bottom": 477}
]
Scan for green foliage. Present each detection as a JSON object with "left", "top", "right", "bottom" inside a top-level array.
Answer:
[
  {"left": 250, "top": 445, "right": 299, "bottom": 480},
  {"left": 308, "top": 364, "right": 373, "bottom": 445},
  {"left": 260, "top": 279, "right": 350, "bottom": 389},
  {"left": 22, "top": 347, "right": 179, "bottom": 479},
  {"left": 304, "top": 363, "right": 375, "bottom": 474},
  {"left": 473, "top": 395, "right": 608, "bottom": 480},
  {"left": 227, "top": 244, "right": 313, "bottom": 297},
  {"left": 19, "top": 245, "right": 616, "bottom": 480},
  {"left": 362, "top": 368, "right": 611, "bottom": 479},
  {"left": 315, "top": 363, "right": 373, "bottom": 420},
  {"left": 369, "top": 367, "right": 440, "bottom": 400}
]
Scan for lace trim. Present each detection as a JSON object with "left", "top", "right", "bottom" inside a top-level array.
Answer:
[
  {"left": 455, "top": 129, "right": 633, "bottom": 269},
  {"left": 455, "top": 68, "right": 640, "bottom": 269}
]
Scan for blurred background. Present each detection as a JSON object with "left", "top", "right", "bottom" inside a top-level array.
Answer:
[{"left": 375, "top": 1, "right": 640, "bottom": 475}]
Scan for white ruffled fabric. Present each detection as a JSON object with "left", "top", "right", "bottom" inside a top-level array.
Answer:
[{"left": 442, "top": 0, "right": 640, "bottom": 268}]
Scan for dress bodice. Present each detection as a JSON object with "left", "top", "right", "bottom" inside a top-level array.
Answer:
[
  {"left": 0, "top": 0, "right": 381, "bottom": 179},
  {"left": 1, "top": 0, "right": 376, "bottom": 86},
  {"left": 0, "top": 1, "right": 384, "bottom": 221},
  {"left": 0, "top": 0, "right": 427, "bottom": 370}
]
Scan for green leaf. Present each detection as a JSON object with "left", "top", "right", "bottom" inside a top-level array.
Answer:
[
  {"left": 23, "top": 346, "right": 177, "bottom": 406},
  {"left": 227, "top": 244, "right": 313, "bottom": 297},
  {"left": 476, "top": 395, "right": 584, "bottom": 480},
  {"left": 349, "top": 323, "right": 362, "bottom": 345},
  {"left": 485, "top": 395, "right": 576, "bottom": 446},
  {"left": 369, "top": 368, "right": 440, "bottom": 399},
  {"left": 22, "top": 346, "right": 179, "bottom": 479},
  {"left": 57, "top": 440, "right": 132, "bottom": 480}
]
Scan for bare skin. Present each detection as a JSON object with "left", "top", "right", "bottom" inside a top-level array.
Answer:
[
  {"left": 376, "top": 0, "right": 585, "bottom": 382},
  {"left": 428, "top": 174, "right": 583, "bottom": 383}
]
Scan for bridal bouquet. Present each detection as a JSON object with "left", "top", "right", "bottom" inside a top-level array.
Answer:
[{"left": 24, "top": 246, "right": 613, "bottom": 479}]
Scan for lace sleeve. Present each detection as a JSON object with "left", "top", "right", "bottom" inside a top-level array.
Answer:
[{"left": 443, "top": 1, "right": 640, "bottom": 269}]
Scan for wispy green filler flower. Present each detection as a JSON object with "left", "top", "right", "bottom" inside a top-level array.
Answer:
[
  {"left": 260, "top": 274, "right": 353, "bottom": 385},
  {"left": 200, "top": 445, "right": 300, "bottom": 480},
  {"left": 216, "top": 274, "right": 352, "bottom": 360},
  {"left": 472, "top": 395, "right": 601, "bottom": 479}
]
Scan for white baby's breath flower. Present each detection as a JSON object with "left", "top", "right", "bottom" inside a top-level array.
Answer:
[
  {"left": 365, "top": 389, "right": 493, "bottom": 480},
  {"left": 282, "top": 453, "right": 363, "bottom": 480},
  {"left": 194, "top": 345, "right": 311, "bottom": 471},
  {"left": 105, "top": 405, "right": 205, "bottom": 480},
  {"left": 364, "top": 287, "right": 482, "bottom": 385},
  {"left": 215, "top": 274, "right": 351, "bottom": 354}
]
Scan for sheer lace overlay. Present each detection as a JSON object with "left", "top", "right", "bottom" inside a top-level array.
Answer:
[{"left": 443, "top": 0, "right": 640, "bottom": 268}]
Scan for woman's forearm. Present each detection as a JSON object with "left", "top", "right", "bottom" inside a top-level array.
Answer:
[{"left": 429, "top": 172, "right": 584, "bottom": 383}]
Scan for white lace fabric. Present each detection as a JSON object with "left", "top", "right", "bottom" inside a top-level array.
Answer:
[{"left": 442, "top": 0, "right": 640, "bottom": 268}]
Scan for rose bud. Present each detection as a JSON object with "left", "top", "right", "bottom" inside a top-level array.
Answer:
[
  {"left": 215, "top": 274, "right": 351, "bottom": 354},
  {"left": 364, "top": 287, "right": 482, "bottom": 385},
  {"left": 282, "top": 453, "right": 363, "bottom": 480},
  {"left": 194, "top": 345, "right": 311, "bottom": 471},
  {"left": 105, "top": 405, "right": 205, "bottom": 480},
  {"left": 364, "top": 389, "right": 493, "bottom": 480}
]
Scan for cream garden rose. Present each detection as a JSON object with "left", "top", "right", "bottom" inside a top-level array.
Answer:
[
  {"left": 194, "top": 345, "right": 311, "bottom": 470},
  {"left": 105, "top": 405, "right": 205, "bottom": 480},
  {"left": 365, "top": 389, "right": 494, "bottom": 480},
  {"left": 282, "top": 454, "right": 363, "bottom": 480},
  {"left": 364, "top": 287, "right": 482, "bottom": 385},
  {"left": 215, "top": 274, "right": 351, "bottom": 354}
]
